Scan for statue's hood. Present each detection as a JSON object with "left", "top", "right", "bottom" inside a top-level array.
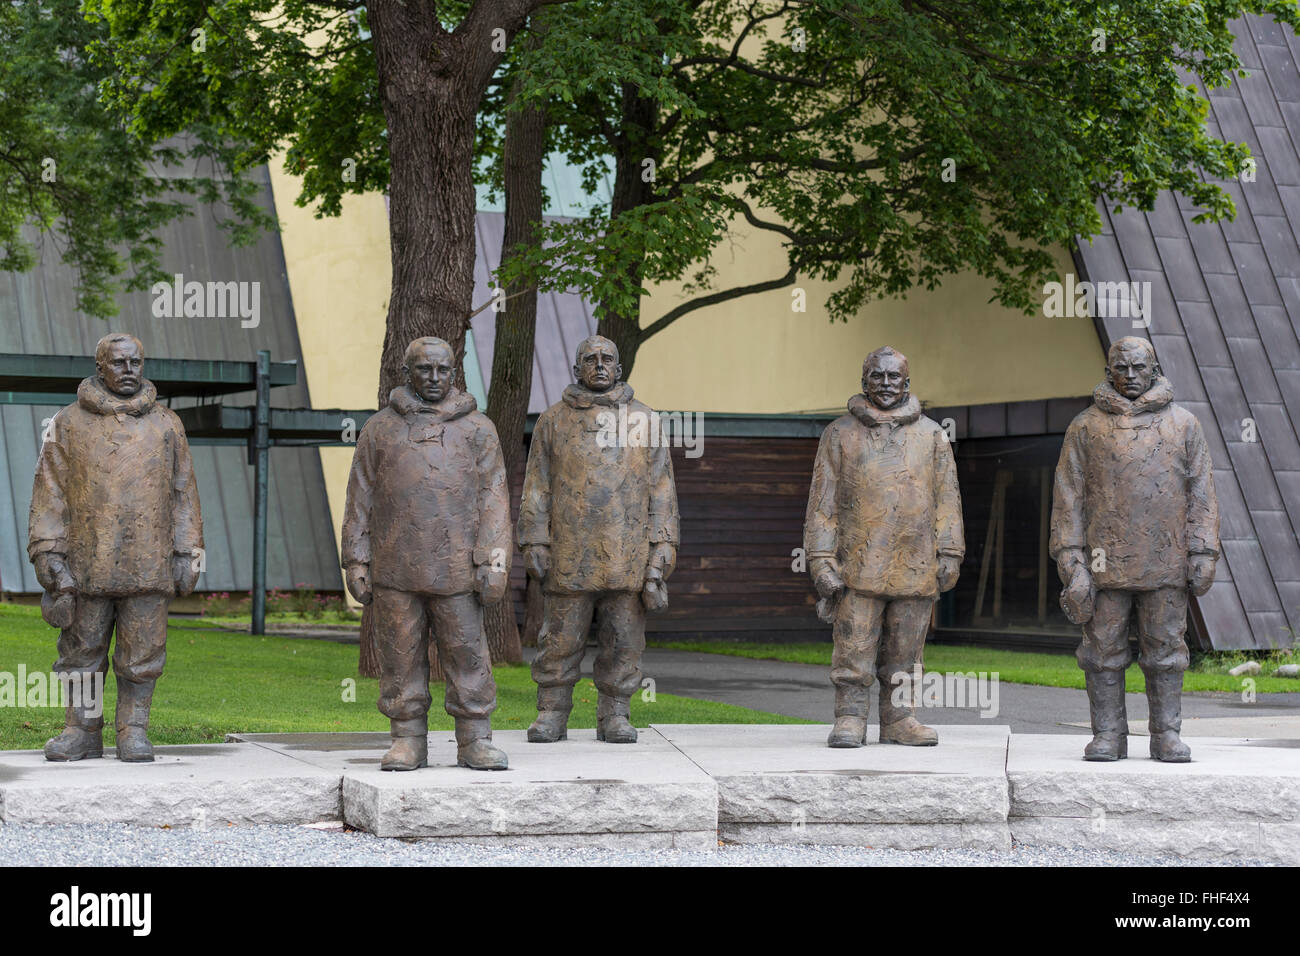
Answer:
[
  {"left": 847, "top": 392, "right": 921, "bottom": 427},
  {"left": 77, "top": 377, "right": 157, "bottom": 417},
  {"left": 1093, "top": 376, "right": 1173, "bottom": 416},
  {"left": 388, "top": 385, "right": 477, "bottom": 421},
  {"left": 562, "top": 381, "right": 634, "bottom": 408}
]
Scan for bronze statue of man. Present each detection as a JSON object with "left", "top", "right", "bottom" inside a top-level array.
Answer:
[
  {"left": 1050, "top": 336, "right": 1219, "bottom": 763},
  {"left": 28, "top": 333, "right": 203, "bottom": 763},
  {"left": 518, "top": 334, "right": 679, "bottom": 744},
  {"left": 805, "top": 346, "right": 964, "bottom": 748},
  {"left": 342, "top": 337, "right": 512, "bottom": 771}
]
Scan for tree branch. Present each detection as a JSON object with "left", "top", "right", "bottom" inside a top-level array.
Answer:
[{"left": 640, "top": 262, "right": 799, "bottom": 341}]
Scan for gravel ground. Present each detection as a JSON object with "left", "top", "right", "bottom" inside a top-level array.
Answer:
[{"left": 0, "top": 823, "right": 1278, "bottom": 867}]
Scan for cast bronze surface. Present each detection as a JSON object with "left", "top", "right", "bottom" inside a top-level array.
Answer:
[
  {"left": 517, "top": 335, "right": 680, "bottom": 744},
  {"left": 341, "top": 337, "right": 512, "bottom": 772},
  {"left": 804, "top": 347, "right": 964, "bottom": 748},
  {"left": 28, "top": 334, "right": 204, "bottom": 764},
  {"left": 1050, "top": 336, "right": 1220, "bottom": 763}
]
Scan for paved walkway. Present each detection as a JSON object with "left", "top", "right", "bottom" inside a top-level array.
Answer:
[
  {"left": 215, "top": 628, "right": 1300, "bottom": 737},
  {"left": 540, "top": 647, "right": 1300, "bottom": 737}
]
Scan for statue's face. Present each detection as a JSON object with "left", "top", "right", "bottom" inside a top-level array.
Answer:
[
  {"left": 405, "top": 343, "right": 455, "bottom": 403},
  {"left": 574, "top": 342, "right": 620, "bottom": 393},
  {"left": 98, "top": 339, "right": 143, "bottom": 397},
  {"left": 863, "top": 354, "right": 909, "bottom": 410},
  {"left": 1108, "top": 347, "right": 1156, "bottom": 399}
]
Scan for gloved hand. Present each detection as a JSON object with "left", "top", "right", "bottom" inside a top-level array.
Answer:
[
  {"left": 1061, "top": 566, "right": 1096, "bottom": 624},
  {"left": 811, "top": 558, "right": 844, "bottom": 602},
  {"left": 173, "top": 552, "right": 200, "bottom": 597},
  {"left": 345, "top": 564, "right": 373, "bottom": 606},
  {"left": 33, "top": 552, "right": 75, "bottom": 594},
  {"left": 523, "top": 545, "right": 551, "bottom": 582},
  {"left": 937, "top": 554, "right": 961, "bottom": 593},
  {"left": 1188, "top": 554, "right": 1216, "bottom": 597},
  {"left": 642, "top": 565, "right": 669, "bottom": 612},
  {"left": 647, "top": 542, "right": 676, "bottom": 579},
  {"left": 476, "top": 563, "right": 508, "bottom": 606}
]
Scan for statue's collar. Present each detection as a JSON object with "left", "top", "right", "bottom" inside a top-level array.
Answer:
[
  {"left": 848, "top": 392, "right": 920, "bottom": 428},
  {"left": 1093, "top": 377, "right": 1173, "bottom": 416},
  {"left": 388, "top": 385, "right": 476, "bottom": 421},
  {"left": 562, "top": 381, "right": 634, "bottom": 408},
  {"left": 76, "top": 377, "right": 157, "bottom": 417}
]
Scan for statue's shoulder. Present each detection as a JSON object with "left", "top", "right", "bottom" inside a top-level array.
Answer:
[
  {"left": 463, "top": 408, "right": 499, "bottom": 438},
  {"left": 536, "top": 401, "right": 569, "bottom": 428},
  {"left": 153, "top": 403, "right": 184, "bottom": 430},
  {"left": 913, "top": 413, "right": 945, "bottom": 436},
  {"left": 822, "top": 413, "right": 856, "bottom": 437},
  {"left": 1068, "top": 404, "right": 1105, "bottom": 433},
  {"left": 359, "top": 406, "right": 401, "bottom": 439},
  {"left": 1165, "top": 401, "right": 1200, "bottom": 427}
]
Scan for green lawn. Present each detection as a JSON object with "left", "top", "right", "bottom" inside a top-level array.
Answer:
[
  {"left": 648, "top": 640, "right": 1300, "bottom": 695},
  {"left": 0, "top": 604, "right": 804, "bottom": 751}
]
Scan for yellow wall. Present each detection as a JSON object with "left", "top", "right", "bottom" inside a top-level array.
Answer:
[
  {"left": 268, "top": 164, "right": 390, "bottom": 574},
  {"left": 270, "top": 164, "right": 1106, "bottom": 574},
  {"left": 630, "top": 229, "right": 1104, "bottom": 414}
]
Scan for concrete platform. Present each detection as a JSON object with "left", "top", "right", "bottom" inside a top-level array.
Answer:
[
  {"left": 233, "top": 729, "right": 719, "bottom": 848},
  {"left": 1007, "top": 734, "right": 1300, "bottom": 864},
  {"left": 0, "top": 744, "right": 341, "bottom": 827},
  {"left": 653, "top": 723, "right": 1013, "bottom": 849},
  {"left": 3, "top": 724, "right": 1297, "bottom": 859}
]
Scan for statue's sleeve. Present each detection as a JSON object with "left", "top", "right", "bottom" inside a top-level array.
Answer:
[
  {"left": 933, "top": 429, "right": 964, "bottom": 559},
  {"left": 341, "top": 423, "right": 377, "bottom": 570},
  {"left": 1185, "top": 417, "right": 1220, "bottom": 557},
  {"left": 473, "top": 420, "right": 513, "bottom": 571},
  {"left": 1049, "top": 418, "right": 1088, "bottom": 563},
  {"left": 515, "top": 414, "right": 553, "bottom": 548},
  {"left": 170, "top": 420, "right": 204, "bottom": 557},
  {"left": 28, "top": 412, "right": 69, "bottom": 560},
  {"left": 648, "top": 436, "right": 679, "bottom": 546},
  {"left": 804, "top": 426, "right": 840, "bottom": 563}
]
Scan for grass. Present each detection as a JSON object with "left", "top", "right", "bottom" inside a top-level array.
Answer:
[
  {"left": 648, "top": 639, "right": 1300, "bottom": 695},
  {"left": 0, "top": 604, "right": 805, "bottom": 751}
]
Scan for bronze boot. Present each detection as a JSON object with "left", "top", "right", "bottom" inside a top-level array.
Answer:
[
  {"left": 827, "top": 684, "right": 869, "bottom": 748},
  {"left": 1082, "top": 671, "right": 1128, "bottom": 761},
  {"left": 595, "top": 695, "right": 637, "bottom": 743},
  {"left": 878, "top": 673, "right": 938, "bottom": 746},
  {"left": 381, "top": 718, "right": 428, "bottom": 771},
  {"left": 1147, "top": 671, "right": 1191, "bottom": 763},
  {"left": 114, "top": 678, "right": 156, "bottom": 763},
  {"left": 527, "top": 685, "right": 572, "bottom": 743},
  {"left": 456, "top": 719, "right": 508, "bottom": 770},
  {"left": 44, "top": 693, "right": 104, "bottom": 762}
]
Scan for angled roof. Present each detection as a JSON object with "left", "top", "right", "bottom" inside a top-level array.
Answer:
[
  {"left": 468, "top": 211, "right": 598, "bottom": 413},
  {"left": 1074, "top": 13, "right": 1300, "bottom": 649},
  {"left": 0, "top": 170, "right": 341, "bottom": 595}
]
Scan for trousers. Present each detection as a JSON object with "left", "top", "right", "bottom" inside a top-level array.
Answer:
[
  {"left": 372, "top": 587, "right": 496, "bottom": 723},
  {"left": 55, "top": 593, "right": 169, "bottom": 699},
  {"left": 830, "top": 590, "right": 933, "bottom": 719},
  {"left": 532, "top": 590, "right": 645, "bottom": 701},
  {"left": 1077, "top": 587, "right": 1189, "bottom": 676}
]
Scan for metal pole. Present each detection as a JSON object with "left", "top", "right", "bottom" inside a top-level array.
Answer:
[{"left": 251, "top": 350, "right": 270, "bottom": 635}]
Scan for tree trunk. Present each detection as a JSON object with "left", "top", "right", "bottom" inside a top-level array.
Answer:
[
  {"left": 358, "top": 0, "right": 540, "bottom": 679},
  {"left": 481, "top": 66, "right": 547, "bottom": 665},
  {"left": 369, "top": 2, "right": 480, "bottom": 405},
  {"left": 597, "top": 82, "right": 659, "bottom": 378}
]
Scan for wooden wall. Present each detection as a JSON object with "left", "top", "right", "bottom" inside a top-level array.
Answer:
[{"left": 506, "top": 435, "right": 827, "bottom": 642}]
